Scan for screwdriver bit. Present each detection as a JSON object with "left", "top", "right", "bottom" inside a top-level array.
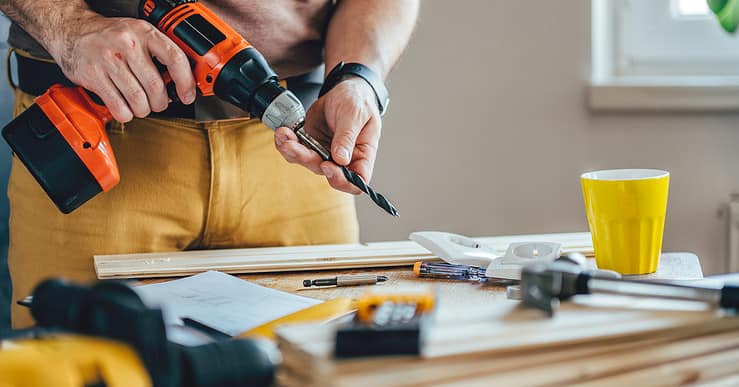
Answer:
[{"left": 293, "top": 123, "right": 399, "bottom": 217}]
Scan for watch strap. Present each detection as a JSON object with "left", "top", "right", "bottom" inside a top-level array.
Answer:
[{"left": 319, "top": 61, "right": 390, "bottom": 116}]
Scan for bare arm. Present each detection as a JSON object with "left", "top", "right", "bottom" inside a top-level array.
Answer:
[
  {"left": 275, "top": 0, "right": 419, "bottom": 193},
  {"left": 0, "top": 1, "right": 98, "bottom": 69},
  {"left": 0, "top": 1, "right": 195, "bottom": 122},
  {"left": 325, "top": 0, "right": 420, "bottom": 80}
]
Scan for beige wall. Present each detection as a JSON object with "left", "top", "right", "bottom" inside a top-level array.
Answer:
[{"left": 356, "top": 0, "right": 739, "bottom": 274}]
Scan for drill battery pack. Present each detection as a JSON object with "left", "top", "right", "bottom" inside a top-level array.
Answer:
[{"left": 2, "top": 85, "right": 119, "bottom": 213}]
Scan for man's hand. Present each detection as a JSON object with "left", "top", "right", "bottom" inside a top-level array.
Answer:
[
  {"left": 49, "top": 16, "right": 196, "bottom": 123},
  {"left": 274, "top": 78, "right": 381, "bottom": 194}
]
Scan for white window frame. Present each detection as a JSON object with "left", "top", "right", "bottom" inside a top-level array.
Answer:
[{"left": 590, "top": 0, "right": 739, "bottom": 111}]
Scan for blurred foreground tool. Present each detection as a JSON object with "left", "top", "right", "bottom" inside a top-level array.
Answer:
[
  {"left": 0, "top": 278, "right": 278, "bottom": 387},
  {"left": 334, "top": 287, "right": 435, "bottom": 358},
  {"left": 520, "top": 258, "right": 739, "bottom": 316}
]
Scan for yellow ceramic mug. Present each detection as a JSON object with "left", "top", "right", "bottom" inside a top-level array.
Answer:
[{"left": 581, "top": 169, "right": 669, "bottom": 274}]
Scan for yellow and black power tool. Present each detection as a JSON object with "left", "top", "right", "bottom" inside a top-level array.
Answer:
[{"left": 0, "top": 278, "right": 279, "bottom": 387}]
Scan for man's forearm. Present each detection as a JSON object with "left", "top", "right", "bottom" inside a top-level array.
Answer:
[
  {"left": 324, "top": 0, "right": 420, "bottom": 79},
  {"left": 0, "top": 1, "right": 99, "bottom": 60}
]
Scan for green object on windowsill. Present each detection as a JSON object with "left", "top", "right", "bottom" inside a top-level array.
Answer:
[{"left": 709, "top": 0, "right": 739, "bottom": 32}]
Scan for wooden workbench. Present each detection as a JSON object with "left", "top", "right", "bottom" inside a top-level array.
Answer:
[
  {"left": 140, "top": 253, "right": 703, "bottom": 309},
  {"left": 138, "top": 253, "right": 722, "bottom": 386}
]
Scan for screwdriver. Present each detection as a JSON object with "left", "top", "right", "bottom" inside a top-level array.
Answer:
[
  {"left": 413, "top": 261, "right": 519, "bottom": 285},
  {"left": 413, "top": 261, "right": 488, "bottom": 282},
  {"left": 303, "top": 274, "right": 389, "bottom": 287},
  {"left": 294, "top": 122, "right": 399, "bottom": 217}
]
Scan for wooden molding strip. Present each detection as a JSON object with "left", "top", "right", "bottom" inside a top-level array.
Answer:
[{"left": 94, "top": 232, "right": 593, "bottom": 280}]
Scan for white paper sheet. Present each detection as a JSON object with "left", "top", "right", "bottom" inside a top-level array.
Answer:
[{"left": 135, "top": 270, "right": 321, "bottom": 336}]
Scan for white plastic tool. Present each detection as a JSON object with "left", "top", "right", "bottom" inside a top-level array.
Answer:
[{"left": 409, "top": 231, "right": 562, "bottom": 280}]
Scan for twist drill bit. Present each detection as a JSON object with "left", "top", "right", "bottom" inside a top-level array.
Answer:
[
  {"left": 294, "top": 123, "right": 399, "bottom": 217},
  {"left": 339, "top": 166, "right": 398, "bottom": 216}
]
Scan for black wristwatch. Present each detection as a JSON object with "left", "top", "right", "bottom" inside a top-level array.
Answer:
[{"left": 319, "top": 61, "right": 390, "bottom": 116}]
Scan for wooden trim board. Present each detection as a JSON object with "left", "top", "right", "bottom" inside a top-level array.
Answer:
[{"left": 94, "top": 232, "right": 594, "bottom": 279}]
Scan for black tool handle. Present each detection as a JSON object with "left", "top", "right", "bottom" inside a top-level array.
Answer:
[{"left": 720, "top": 285, "right": 739, "bottom": 309}]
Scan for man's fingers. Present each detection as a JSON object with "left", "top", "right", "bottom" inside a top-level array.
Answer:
[
  {"left": 94, "top": 76, "right": 133, "bottom": 123},
  {"left": 274, "top": 126, "right": 298, "bottom": 142},
  {"left": 320, "top": 162, "right": 362, "bottom": 194},
  {"left": 350, "top": 116, "right": 382, "bottom": 181},
  {"left": 127, "top": 50, "right": 169, "bottom": 112},
  {"left": 275, "top": 128, "right": 323, "bottom": 175},
  {"left": 347, "top": 155, "right": 375, "bottom": 185},
  {"left": 148, "top": 30, "right": 196, "bottom": 104},
  {"left": 330, "top": 103, "right": 367, "bottom": 165},
  {"left": 108, "top": 64, "right": 151, "bottom": 119}
]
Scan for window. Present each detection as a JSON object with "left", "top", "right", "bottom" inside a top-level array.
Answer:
[
  {"left": 591, "top": 0, "right": 739, "bottom": 111},
  {"left": 675, "top": 0, "right": 710, "bottom": 16}
]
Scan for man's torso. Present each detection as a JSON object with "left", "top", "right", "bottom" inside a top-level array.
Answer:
[{"left": 8, "top": 0, "right": 333, "bottom": 78}]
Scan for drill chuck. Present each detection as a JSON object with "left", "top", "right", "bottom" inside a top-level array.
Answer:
[
  {"left": 212, "top": 47, "right": 305, "bottom": 130},
  {"left": 261, "top": 89, "right": 306, "bottom": 130}
]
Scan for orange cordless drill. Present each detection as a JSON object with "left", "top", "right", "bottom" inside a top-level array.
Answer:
[{"left": 2, "top": 0, "right": 306, "bottom": 213}]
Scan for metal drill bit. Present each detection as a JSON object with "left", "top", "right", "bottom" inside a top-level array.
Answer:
[
  {"left": 339, "top": 166, "right": 398, "bottom": 216},
  {"left": 293, "top": 123, "right": 399, "bottom": 217}
]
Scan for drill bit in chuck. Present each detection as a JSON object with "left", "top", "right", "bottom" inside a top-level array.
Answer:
[{"left": 293, "top": 123, "right": 399, "bottom": 217}]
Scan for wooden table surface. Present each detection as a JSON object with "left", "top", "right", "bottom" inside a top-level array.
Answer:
[
  {"left": 138, "top": 253, "right": 703, "bottom": 309},
  {"left": 140, "top": 266, "right": 512, "bottom": 309}
]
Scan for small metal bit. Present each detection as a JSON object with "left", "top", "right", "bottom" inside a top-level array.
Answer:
[
  {"left": 339, "top": 166, "right": 399, "bottom": 217},
  {"left": 293, "top": 123, "right": 399, "bottom": 217},
  {"left": 294, "top": 125, "right": 331, "bottom": 160},
  {"left": 303, "top": 274, "right": 389, "bottom": 287}
]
